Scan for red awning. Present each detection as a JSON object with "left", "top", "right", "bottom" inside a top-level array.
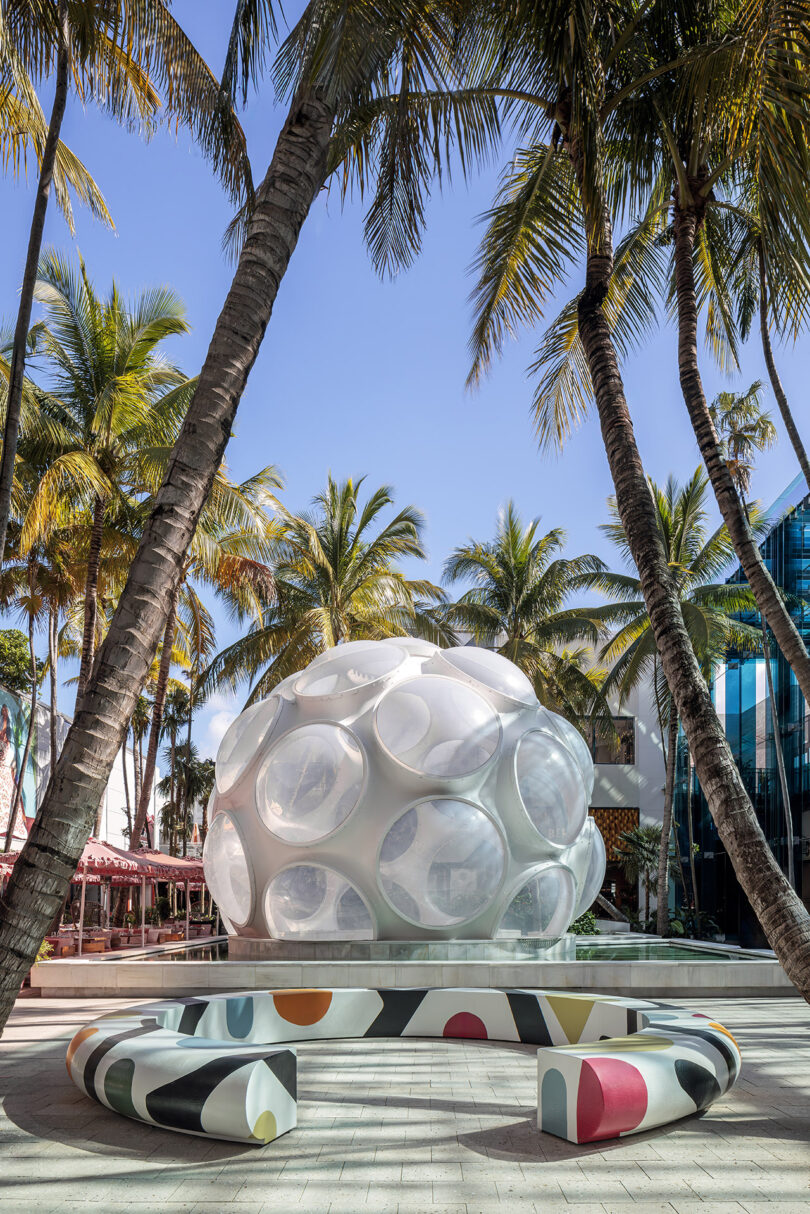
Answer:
[
  {"left": 135, "top": 850, "right": 205, "bottom": 883},
  {"left": 0, "top": 838, "right": 182, "bottom": 884}
]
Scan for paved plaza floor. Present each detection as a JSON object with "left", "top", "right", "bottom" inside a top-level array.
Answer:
[{"left": 0, "top": 994, "right": 808, "bottom": 1213}]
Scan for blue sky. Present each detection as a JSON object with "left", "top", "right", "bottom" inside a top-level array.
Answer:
[{"left": 1, "top": 1, "right": 806, "bottom": 756}]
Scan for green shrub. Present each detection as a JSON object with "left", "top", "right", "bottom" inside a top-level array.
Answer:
[
  {"left": 0, "top": 628, "right": 34, "bottom": 695},
  {"left": 570, "top": 910, "right": 600, "bottom": 935}
]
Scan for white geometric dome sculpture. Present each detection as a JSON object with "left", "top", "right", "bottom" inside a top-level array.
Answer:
[{"left": 203, "top": 640, "right": 605, "bottom": 941}]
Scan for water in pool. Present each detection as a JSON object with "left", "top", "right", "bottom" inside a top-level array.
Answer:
[{"left": 131, "top": 939, "right": 772, "bottom": 962}]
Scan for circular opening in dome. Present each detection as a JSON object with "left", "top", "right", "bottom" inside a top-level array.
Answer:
[
  {"left": 202, "top": 811, "right": 253, "bottom": 926},
  {"left": 377, "top": 798, "right": 506, "bottom": 927},
  {"left": 437, "top": 646, "right": 537, "bottom": 707},
  {"left": 264, "top": 864, "right": 375, "bottom": 939},
  {"left": 295, "top": 643, "right": 404, "bottom": 698},
  {"left": 573, "top": 817, "right": 607, "bottom": 918},
  {"left": 374, "top": 675, "right": 501, "bottom": 778},
  {"left": 215, "top": 697, "right": 280, "bottom": 795},
  {"left": 256, "top": 723, "right": 365, "bottom": 844},
  {"left": 514, "top": 729, "right": 588, "bottom": 847},
  {"left": 496, "top": 865, "right": 575, "bottom": 938}
]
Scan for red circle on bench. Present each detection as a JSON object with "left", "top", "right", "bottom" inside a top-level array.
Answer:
[{"left": 443, "top": 1012, "right": 488, "bottom": 1039}]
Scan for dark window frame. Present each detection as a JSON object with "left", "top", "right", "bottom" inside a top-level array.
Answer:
[{"left": 589, "top": 715, "right": 635, "bottom": 765}]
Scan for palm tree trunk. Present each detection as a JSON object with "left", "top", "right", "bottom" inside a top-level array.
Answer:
[
  {"left": 759, "top": 242, "right": 810, "bottom": 491},
  {"left": 133, "top": 589, "right": 178, "bottom": 848},
  {"left": 76, "top": 495, "right": 106, "bottom": 702},
  {"left": 48, "top": 606, "right": 58, "bottom": 774},
  {"left": 120, "top": 737, "right": 132, "bottom": 840},
  {"left": 185, "top": 665, "right": 194, "bottom": 858},
  {"left": 656, "top": 699, "right": 678, "bottom": 936},
  {"left": 131, "top": 724, "right": 141, "bottom": 840},
  {"left": 4, "top": 578, "right": 39, "bottom": 851},
  {"left": 761, "top": 618, "right": 794, "bottom": 887},
  {"left": 201, "top": 789, "right": 209, "bottom": 846},
  {"left": 574, "top": 176, "right": 810, "bottom": 998},
  {"left": 685, "top": 749, "right": 700, "bottom": 927},
  {"left": 169, "top": 728, "right": 176, "bottom": 856},
  {"left": 672, "top": 205, "right": 810, "bottom": 707},
  {"left": 0, "top": 85, "right": 334, "bottom": 1030},
  {"left": 0, "top": 0, "right": 70, "bottom": 566}
]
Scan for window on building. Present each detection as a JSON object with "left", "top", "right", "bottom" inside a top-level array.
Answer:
[{"left": 589, "top": 716, "right": 635, "bottom": 764}]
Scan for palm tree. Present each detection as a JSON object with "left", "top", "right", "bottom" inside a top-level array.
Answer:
[
  {"left": 127, "top": 464, "right": 280, "bottom": 849},
  {"left": 0, "top": 546, "right": 41, "bottom": 850},
  {"left": 128, "top": 693, "right": 150, "bottom": 843},
  {"left": 37, "top": 530, "right": 80, "bottom": 773},
  {"left": 636, "top": 1, "right": 810, "bottom": 712},
  {"left": 0, "top": 0, "right": 253, "bottom": 566},
  {"left": 722, "top": 194, "right": 810, "bottom": 490},
  {"left": 590, "top": 470, "right": 762, "bottom": 935},
  {"left": 159, "top": 685, "right": 189, "bottom": 855},
  {"left": 0, "top": 0, "right": 493, "bottom": 1022},
  {"left": 614, "top": 824, "right": 662, "bottom": 926},
  {"left": 23, "top": 250, "right": 193, "bottom": 698},
  {"left": 458, "top": 1, "right": 810, "bottom": 995},
  {"left": 204, "top": 475, "right": 443, "bottom": 701},
  {"left": 194, "top": 756, "right": 216, "bottom": 847},
  {"left": 754, "top": 239, "right": 810, "bottom": 490},
  {"left": 711, "top": 383, "right": 795, "bottom": 887},
  {"left": 442, "top": 500, "right": 611, "bottom": 726}
]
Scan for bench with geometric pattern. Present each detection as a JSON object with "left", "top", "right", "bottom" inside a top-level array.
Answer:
[{"left": 66, "top": 987, "right": 740, "bottom": 1145}]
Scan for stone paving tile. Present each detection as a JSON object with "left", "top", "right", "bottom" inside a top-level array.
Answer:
[
  {"left": 1, "top": 994, "right": 809, "bottom": 1212},
  {"left": 670, "top": 1204, "right": 747, "bottom": 1213},
  {"left": 600, "top": 1206, "right": 680, "bottom": 1214},
  {"left": 739, "top": 1205, "right": 810, "bottom": 1213}
]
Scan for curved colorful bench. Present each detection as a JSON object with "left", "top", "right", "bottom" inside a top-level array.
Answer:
[{"left": 65, "top": 987, "right": 740, "bottom": 1145}]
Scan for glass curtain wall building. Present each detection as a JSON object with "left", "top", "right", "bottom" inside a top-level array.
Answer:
[{"left": 675, "top": 475, "right": 810, "bottom": 945}]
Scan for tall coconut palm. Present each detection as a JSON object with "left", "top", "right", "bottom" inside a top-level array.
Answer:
[
  {"left": 462, "top": 1, "right": 810, "bottom": 713},
  {"left": 0, "top": 546, "right": 41, "bottom": 850},
  {"left": 0, "top": 425, "right": 90, "bottom": 847},
  {"left": 204, "top": 475, "right": 445, "bottom": 701},
  {"left": 588, "top": 470, "right": 762, "bottom": 935},
  {"left": 459, "top": 0, "right": 810, "bottom": 996},
  {"left": 22, "top": 250, "right": 193, "bottom": 698},
  {"left": 128, "top": 692, "right": 150, "bottom": 841},
  {"left": 754, "top": 240, "right": 810, "bottom": 490},
  {"left": 0, "top": 407, "right": 85, "bottom": 775},
  {"left": 159, "top": 685, "right": 189, "bottom": 855},
  {"left": 711, "top": 382, "right": 795, "bottom": 886},
  {"left": 128, "top": 463, "right": 281, "bottom": 849},
  {"left": 0, "top": 0, "right": 254, "bottom": 566},
  {"left": 442, "top": 501, "right": 611, "bottom": 726},
  {"left": 635, "top": 0, "right": 810, "bottom": 710},
  {"left": 723, "top": 193, "right": 810, "bottom": 490}
]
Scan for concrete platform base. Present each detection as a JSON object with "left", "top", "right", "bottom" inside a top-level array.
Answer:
[{"left": 30, "top": 954, "right": 795, "bottom": 998}]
